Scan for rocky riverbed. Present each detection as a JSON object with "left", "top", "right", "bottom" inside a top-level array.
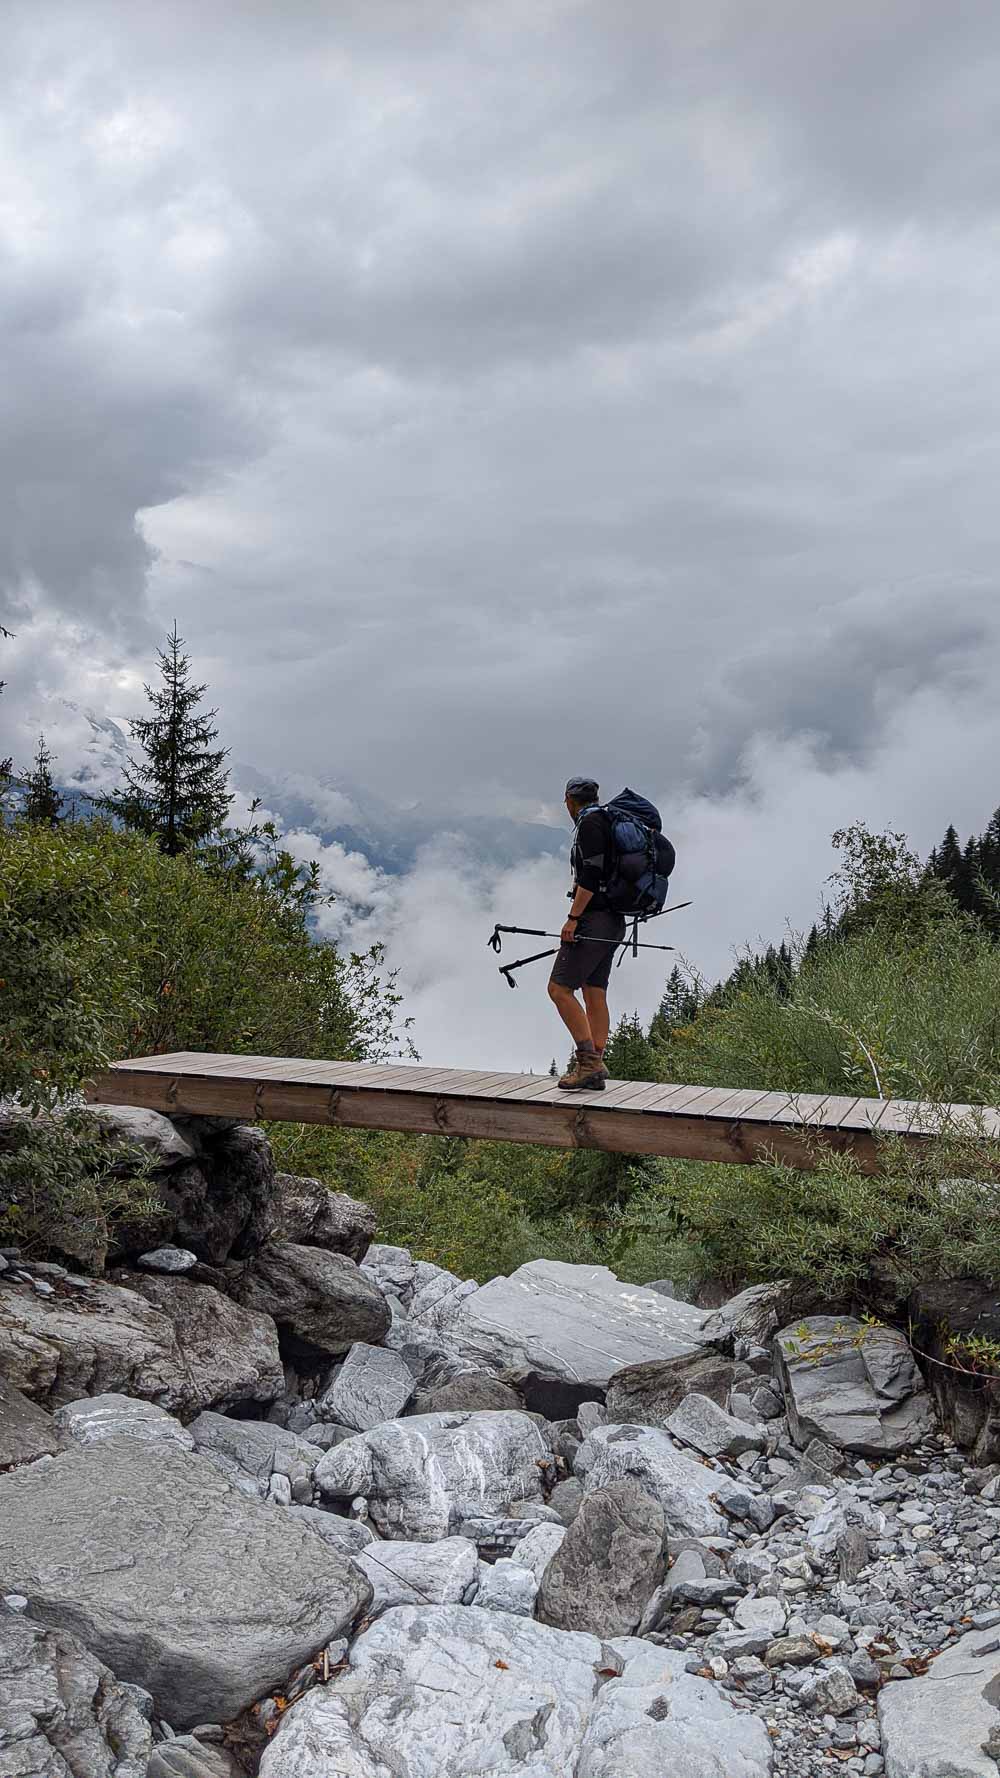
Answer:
[{"left": 1, "top": 1105, "right": 999, "bottom": 1776}]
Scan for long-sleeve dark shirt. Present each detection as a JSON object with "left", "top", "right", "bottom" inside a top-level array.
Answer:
[{"left": 571, "top": 807, "right": 612, "bottom": 910}]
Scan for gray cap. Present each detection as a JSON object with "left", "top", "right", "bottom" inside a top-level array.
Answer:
[{"left": 565, "top": 775, "right": 599, "bottom": 801}]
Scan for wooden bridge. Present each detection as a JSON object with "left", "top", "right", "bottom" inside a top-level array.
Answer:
[{"left": 85, "top": 1052, "right": 994, "bottom": 1172}]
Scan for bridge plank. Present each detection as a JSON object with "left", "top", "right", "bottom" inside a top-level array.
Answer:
[{"left": 86, "top": 1054, "right": 997, "bottom": 1175}]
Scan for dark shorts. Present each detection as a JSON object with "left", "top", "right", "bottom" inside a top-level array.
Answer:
[{"left": 549, "top": 909, "right": 627, "bottom": 992}]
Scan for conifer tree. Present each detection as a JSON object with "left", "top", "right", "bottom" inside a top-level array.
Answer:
[
  {"left": 22, "top": 734, "right": 63, "bottom": 826},
  {"left": 102, "top": 624, "right": 232, "bottom": 855},
  {"left": 548, "top": 1058, "right": 558, "bottom": 1077}
]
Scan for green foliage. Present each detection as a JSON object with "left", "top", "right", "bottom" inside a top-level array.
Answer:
[
  {"left": 0, "top": 1109, "right": 160, "bottom": 1271},
  {"left": 0, "top": 819, "right": 404, "bottom": 1108},
  {"left": 653, "top": 898, "right": 1000, "bottom": 1102},
  {"left": 100, "top": 624, "right": 232, "bottom": 855}
]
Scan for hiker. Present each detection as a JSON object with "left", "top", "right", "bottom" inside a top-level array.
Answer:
[{"left": 548, "top": 775, "right": 627, "bottom": 1091}]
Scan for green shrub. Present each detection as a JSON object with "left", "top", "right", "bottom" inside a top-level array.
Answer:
[
  {"left": 0, "top": 820, "right": 400, "bottom": 1107},
  {"left": 654, "top": 908, "right": 1000, "bottom": 1102},
  {"left": 0, "top": 1109, "right": 161, "bottom": 1270}
]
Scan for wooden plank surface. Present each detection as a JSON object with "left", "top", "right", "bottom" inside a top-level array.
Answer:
[{"left": 83, "top": 1052, "right": 998, "bottom": 1174}]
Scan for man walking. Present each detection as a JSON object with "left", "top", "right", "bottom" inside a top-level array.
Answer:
[{"left": 548, "top": 776, "right": 626, "bottom": 1091}]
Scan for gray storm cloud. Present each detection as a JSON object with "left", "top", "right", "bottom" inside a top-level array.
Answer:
[{"left": 3, "top": 0, "right": 1000, "bottom": 1051}]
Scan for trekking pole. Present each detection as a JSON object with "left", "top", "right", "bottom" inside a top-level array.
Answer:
[
  {"left": 488, "top": 921, "right": 685, "bottom": 988},
  {"left": 488, "top": 908, "right": 690, "bottom": 955}
]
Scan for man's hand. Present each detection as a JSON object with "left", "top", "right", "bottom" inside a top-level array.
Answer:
[{"left": 560, "top": 918, "right": 579, "bottom": 945}]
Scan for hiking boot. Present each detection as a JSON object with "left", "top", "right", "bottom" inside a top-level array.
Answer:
[{"left": 558, "top": 1046, "right": 607, "bottom": 1091}]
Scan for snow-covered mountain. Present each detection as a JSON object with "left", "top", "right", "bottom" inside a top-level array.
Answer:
[{"left": 53, "top": 709, "right": 566, "bottom": 877}]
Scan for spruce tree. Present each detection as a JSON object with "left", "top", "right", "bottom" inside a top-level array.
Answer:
[
  {"left": 22, "top": 734, "right": 63, "bottom": 826},
  {"left": 103, "top": 625, "right": 232, "bottom": 855}
]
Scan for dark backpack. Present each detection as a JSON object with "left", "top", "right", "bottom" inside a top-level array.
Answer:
[{"left": 580, "top": 787, "right": 675, "bottom": 917}]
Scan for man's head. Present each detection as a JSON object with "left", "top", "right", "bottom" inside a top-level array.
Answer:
[{"left": 565, "top": 775, "right": 599, "bottom": 820}]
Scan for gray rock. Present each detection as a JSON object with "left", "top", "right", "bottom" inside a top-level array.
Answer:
[
  {"left": 316, "top": 1409, "right": 552, "bottom": 1540},
  {"left": 432, "top": 1259, "right": 709, "bottom": 1413},
  {"left": 775, "top": 1317, "right": 934, "bottom": 1456},
  {"left": 0, "top": 1605, "right": 152, "bottom": 1776},
  {"left": 407, "top": 1259, "right": 478, "bottom": 1324},
  {"left": 138, "top": 1247, "right": 199, "bottom": 1273},
  {"left": 360, "top": 1241, "right": 417, "bottom": 1299},
  {"left": 189, "top": 1411, "right": 323, "bottom": 1498},
  {"left": 548, "top": 1475, "right": 586, "bottom": 1524},
  {"left": 258, "top": 1605, "right": 774, "bottom": 1777},
  {"left": 228, "top": 1242, "right": 390, "bottom": 1359},
  {"left": 702, "top": 1282, "right": 795, "bottom": 1352},
  {"left": 878, "top": 1624, "right": 1000, "bottom": 1776},
  {"left": 287, "top": 1504, "right": 375, "bottom": 1554},
  {"left": 410, "top": 1371, "right": 524, "bottom": 1416},
  {"left": 85, "top": 1103, "right": 196, "bottom": 1167},
  {"left": 318, "top": 1341, "right": 415, "bottom": 1429},
  {"left": 665, "top": 1391, "right": 767, "bottom": 1458},
  {"left": 0, "top": 1371, "right": 61, "bottom": 1468},
  {"left": 112, "top": 1123, "right": 278, "bottom": 1265},
  {"left": 536, "top": 1478, "right": 665, "bottom": 1635},
  {"left": 458, "top": 1512, "right": 564, "bottom": 1561},
  {"left": 0, "top": 1438, "right": 371, "bottom": 1730},
  {"left": 116, "top": 1271, "right": 285, "bottom": 1410},
  {"left": 605, "top": 1351, "right": 739, "bottom": 1427},
  {"left": 474, "top": 1557, "right": 540, "bottom": 1615},
  {"left": 149, "top": 1738, "right": 242, "bottom": 1778},
  {"left": 509, "top": 1520, "right": 567, "bottom": 1581},
  {"left": 800, "top": 1661, "right": 858, "bottom": 1716},
  {"left": 575, "top": 1422, "right": 726, "bottom": 1536},
  {"left": 354, "top": 1535, "right": 478, "bottom": 1612},
  {"left": 734, "top": 1596, "right": 786, "bottom": 1634},
  {"left": 0, "top": 1272, "right": 280, "bottom": 1413},
  {"left": 52, "top": 1393, "right": 194, "bottom": 1449},
  {"left": 269, "top": 1174, "right": 375, "bottom": 1261}
]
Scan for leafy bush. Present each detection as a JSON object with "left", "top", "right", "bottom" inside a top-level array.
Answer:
[
  {"left": 654, "top": 907, "right": 1000, "bottom": 1102},
  {"left": 0, "top": 1109, "right": 160, "bottom": 1270},
  {"left": 626, "top": 1123, "right": 1000, "bottom": 1306},
  {"left": 0, "top": 819, "right": 404, "bottom": 1108}
]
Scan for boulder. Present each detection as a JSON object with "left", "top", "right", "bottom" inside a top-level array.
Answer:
[
  {"left": 116, "top": 1271, "right": 285, "bottom": 1410},
  {"left": 664, "top": 1392, "right": 767, "bottom": 1459},
  {"left": 775, "top": 1317, "right": 934, "bottom": 1456},
  {"left": 382, "top": 1306, "right": 477, "bottom": 1390},
  {"left": 410, "top": 1371, "right": 524, "bottom": 1415},
  {"left": 878, "top": 1623, "right": 1000, "bottom": 1777},
  {"left": 407, "top": 1259, "right": 478, "bottom": 1324},
  {"left": 473, "top": 1557, "right": 540, "bottom": 1615},
  {"left": 510, "top": 1519, "right": 568, "bottom": 1581},
  {"left": 52, "top": 1393, "right": 194, "bottom": 1449},
  {"left": 432, "top": 1259, "right": 709, "bottom": 1415},
  {"left": 84, "top": 1103, "right": 197, "bottom": 1168},
  {"left": 605, "top": 1350, "right": 739, "bottom": 1428},
  {"left": 0, "top": 1605, "right": 153, "bottom": 1776},
  {"left": 189, "top": 1411, "right": 323, "bottom": 1499},
  {"left": 0, "top": 1371, "right": 61, "bottom": 1469},
  {"left": 258, "top": 1605, "right": 774, "bottom": 1777},
  {"left": 354, "top": 1535, "right": 479, "bottom": 1613},
  {"left": 909, "top": 1279, "right": 1000, "bottom": 1461},
  {"left": 109, "top": 1123, "right": 278, "bottom": 1265},
  {"left": 269, "top": 1173, "right": 375, "bottom": 1261},
  {"left": 0, "top": 1272, "right": 278, "bottom": 1414},
  {"left": 315, "top": 1409, "right": 552, "bottom": 1540},
  {"left": 138, "top": 1246, "right": 198, "bottom": 1273},
  {"left": 149, "top": 1738, "right": 242, "bottom": 1778},
  {"left": 360, "top": 1241, "right": 417, "bottom": 1300},
  {"left": 575, "top": 1423, "right": 726, "bottom": 1537},
  {"left": 536, "top": 1478, "right": 665, "bottom": 1635},
  {"left": 318, "top": 1340, "right": 415, "bottom": 1429},
  {"left": 0, "top": 1438, "right": 371, "bottom": 1730},
  {"left": 287, "top": 1503, "right": 375, "bottom": 1554},
  {"left": 702, "top": 1282, "right": 796, "bottom": 1353},
  {"left": 228, "top": 1242, "right": 390, "bottom": 1359}
]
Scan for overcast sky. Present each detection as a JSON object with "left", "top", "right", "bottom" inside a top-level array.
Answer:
[{"left": 4, "top": 1, "right": 1000, "bottom": 1065}]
